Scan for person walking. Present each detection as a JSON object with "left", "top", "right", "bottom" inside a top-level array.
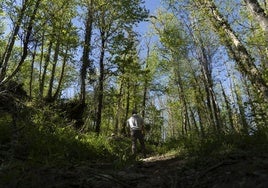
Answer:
[{"left": 127, "top": 109, "right": 146, "bottom": 158}]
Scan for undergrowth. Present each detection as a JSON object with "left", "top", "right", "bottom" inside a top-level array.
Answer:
[
  {"left": 0, "top": 104, "right": 134, "bottom": 168},
  {"left": 1, "top": 101, "right": 268, "bottom": 187},
  {"left": 163, "top": 128, "right": 268, "bottom": 165}
]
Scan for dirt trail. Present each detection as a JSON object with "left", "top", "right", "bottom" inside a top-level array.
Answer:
[
  {"left": 115, "top": 154, "right": 182, "bottom": 187},
  {"left": 112, "top": 152, "right": 268, "bottom": 188},
  {"left": 2, "top": 152, "right": 268, "bottom": 188}
]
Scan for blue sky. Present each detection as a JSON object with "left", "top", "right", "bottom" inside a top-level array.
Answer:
[
  {"left": 134, "top": 0, "right": 162, "bottom": 59},
  {"left": 137, "top": 0, "right": 162, "bottom": 35},
  {"left": 145, "top": 0, "right": 161, "bottom": 13}
]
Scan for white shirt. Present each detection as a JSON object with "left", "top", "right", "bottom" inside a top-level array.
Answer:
[{"left": 127, "top": 114, "right": 144, "bottom": 130}]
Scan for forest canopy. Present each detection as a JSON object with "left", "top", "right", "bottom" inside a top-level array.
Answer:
[{"left": 0, "top": 0, "right": 268, "bottom": 165}]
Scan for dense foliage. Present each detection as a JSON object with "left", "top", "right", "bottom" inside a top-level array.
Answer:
[{"left": 0, "top": 0, "right": 268, "bottom": 186}]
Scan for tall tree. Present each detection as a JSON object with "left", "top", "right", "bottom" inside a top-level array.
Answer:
[
  {"left": 195, "top": 0, "right": 268, "bottom": 100},
  {"left": 194, "top": 34, "right": 222, "bottom": 132},
  {"left": 45, "top": 1, "right": 78, "bottom": 102},
  {"left": 93, "top": 0, "right": 148, "bottom": 134},
  {"left": 0, "top": 0, "right": 41, "bottom": 85},
  {"left": 80, "top": 0, "right": 94, "bottom": 105},
  {"left": 244, "top": 0, "right": 268, "bottom": 32}
]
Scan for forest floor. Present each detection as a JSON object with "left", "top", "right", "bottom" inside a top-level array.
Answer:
[{"left": 3, "top": 147, "right": 268, "bottom": 188}]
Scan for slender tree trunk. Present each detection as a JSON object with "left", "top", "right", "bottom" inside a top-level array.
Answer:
[
  {"left": 46, "top": 41, "right": 60, "bottom": 102},
  {"left": 193, "top": 84, "right": 206, "bottom": 137},
  {"left": 122, "top": 80, "right": 131, "bottom": 135},
  {"left": 39, "top": 40, "right": 53, "bottom": 98},
  {"left": 142, "top": 74, "right": 148, "bottom": 119},
  {"left": 38, "top": 31, "right": 45, "bottom": 97},
  {"left": 210, "top": 88, "right": 222, "bottom": 131},
  {"left": 190, "top": 65, "right": 207, "bottom": 136},
  {"left": 196, "top": 41, "right": 222, "bottom": 132},
  {"left": 244, "top": 0, "right": 268, "bottom": 32},
  {"left": 175, "top": 70, "right": 190, "bottom": 135},
  {"left": 244, "top": 0, "right": 268, "bottom": 70},
  {"left": 243, "top": 78, "right": 268, "bottom": 129},
  {"left": 53, "top": 47, "right": 69, "bottom": 100},
  {"left": 80, "top": 2, "right": 93, "bottom": 105},
  {"left": 142, "top": 42, "right": 150, "bottom": 119},
  {"left": 40, "top": 41, "right": 53, "bottom": 98},
  {"left": 198, "top": 0, "right": 268, "bottom": 99},
  {"left": 29, "top": 43, "right": 38, "bottom": 98},
  {"left": 115, "top": 80, "right": 123, "bottom": 134},
  {"left": 0, "top": 0, "right": 29, "bottom": 82},
  {"left": 0, "top": 0, "right": 41, "bottom": 85},
  {"left": 234, "top": 82, "right": 249, "bottom": 134},
  {"left": 220, "top": 82, "right": 235, "bottom": 132},
  {"left": 189, "top": 108, "right": 199, "bottom": 134},
  {"left": 196, "top": 104, "right": 206, "bottom": 137},
  {"left": 95, "top": 31, "right": 106, "bottom": 134}
]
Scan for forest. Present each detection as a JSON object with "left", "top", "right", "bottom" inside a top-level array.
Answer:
[{"left": 0, "top": 0, "right": 268, "bottom": 187}]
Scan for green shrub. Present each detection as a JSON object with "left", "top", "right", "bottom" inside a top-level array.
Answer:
[{"left": 0, "top": 115, "right": 12, "bottom": 144}]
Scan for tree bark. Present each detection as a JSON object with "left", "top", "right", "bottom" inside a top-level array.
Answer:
[
  {"left": 175, "top": 68, "right": 190, "bottom": 135},
  {"left": 142, "top": 41, "right": 150, "bottom": 119},
  {"left": 95, "top": 30, "right": 106, "bottom": 134},
  {"left": 122, "top": 80, "right": 131, "bottom": 135},
  {"left": 0, "top": 0, "right": 41, "bottom": 85},
  {"left": 234, "top": 82, "right": 249, "bottom": 133},
  {"left": 46, "top": 41, "right": 60, "bottom": 102},
  {"left": 198, "top": 42, "right": 222, "bottom": 132},
  {"left": 199, "top": 0, "right": 268, "bottom": 99},
  {"left": 80, "top": 2, "right": 93, "bottom": 105},
  {"left": 115, "top": 80, "right": 123, "bottom": 134},
  {"left": 244, "top": 0, "right": 268, "bottom": 32},
  {"left": 53, "top": 47, "right": 69, "bottom": 100},
  {"left": 39, "top": 41, "right": 53, "bottom": 98},
  {"left": 220, "top": 81, "right": 235, "bottom": 132},
  {"left": 0, "top": 0, "right": 29, "bottom": 82},
  {"left": 29, "top": 43, "right": 38, "bottom": 98}
]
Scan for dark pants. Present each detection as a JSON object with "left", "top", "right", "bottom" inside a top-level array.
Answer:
[{"left": 131, "top": 129, "right": 146, "bottom": 157}]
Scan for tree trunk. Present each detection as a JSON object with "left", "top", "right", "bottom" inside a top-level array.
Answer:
[
  {"left": 95, "top": 31, "right": 106, "bottom": 134},
  {"left": 142, "top": 42, "right": 150, "bottom": 119},
  {"left": 29, "top": 43, "right": 38, "bottom": 98},
  {"left": 122, "top": 80, "right": 131, "bottom": 135},
  {"left": 38, "top": 31, "right": 45, "bottom": 97},
  {"left": 46, "top": 41, "right": 60, "bottom": 102},
  {"left": 115, "top": 80, "right": 123, "bottom": 134},
  {"left": 243, "top": 78, "right": 268, "bottom": 129},
  {"left": 53, "top": 47, "right": 69, "bottom": 100},
  {"left": 244, "top": 0, "right": 268, "bottom": 32},
  {"left": 175, "top": 69, "right": 190, "bottom": 135},
  {"left": 190, "top": 65, "right": 207, "bottom": 137},
  {"left": 40, "top": 41, "right": 53, "bottom": 98},
  {"left": 220, "top": 81, "right": 235, "bottom": 132},
  {"left": 80, "top": 2, "right": 93, "bottom": 105},
  {"left": 199, "top": 0, "right": 268, "bottom": 99},
  {"left": 198, "top": 43, "right": 222, "bottom": 132},
  {"left": 234, "top": 82, "right": 249, "bottom": 134},
  {"left": 0, "top": 0, "right": 41, "bottom": 85},
  {"left": 244, "top": 0, "right": 268, "bottom": 70},
  {"left": 0, "top": 0, "right": 28, "bottom": 82}
]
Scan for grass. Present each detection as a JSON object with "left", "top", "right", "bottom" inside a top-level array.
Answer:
[{"left": 1, "top": 103, "right": 268, "bottom": 187}]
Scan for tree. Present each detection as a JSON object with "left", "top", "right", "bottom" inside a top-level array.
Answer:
[
  {"left": 244, "top": 0, "right": 268, "bottom": 32},
  {"left": 150, "top": 10, "right": 195, "bottom": 136},
  {"left": 195, "top": 0, "right": 268, "bottom": 100},
  {"left": 93, "top": 0, "right": 148, "bottom": 134},
  {"left": 44, "top": 0, "right": 78, "bottom": 102},
  {"left": 0, "top": 0, "right": 41, "bottom": 85},
  {"left": 109, "top": 30, "right": 141, "bottom": 134},
  {"left": 80, "top": 0, "right": 94, "bottom": 105}
]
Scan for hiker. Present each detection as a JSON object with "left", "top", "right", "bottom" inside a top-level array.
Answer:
[{"left": 127, "top": 109, "right": 146, "bottom": 158}]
